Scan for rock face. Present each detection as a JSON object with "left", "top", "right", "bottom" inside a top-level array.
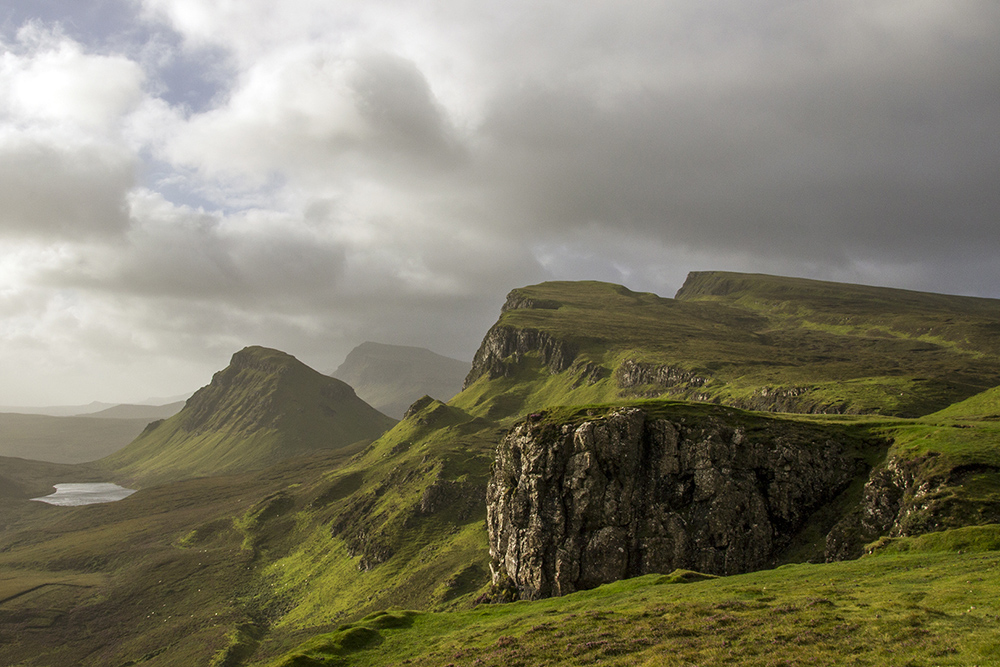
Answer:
[
  {"left": 487, "top": 408, "right": 864, "bottom": 599},
  {"left": 615, "top": 359, "right": 708, "bottom": 393},
  {"left": 464, "top": 326, "right": 577, "bottom": 388},
  {"left": 825, "top": 454, "right": 1000, "bottom": 559},
  {"left": 463, "top": 289, "right": 579, "bottom": 389}
]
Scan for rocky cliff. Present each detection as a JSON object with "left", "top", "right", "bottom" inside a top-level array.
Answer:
[
  {"left": 487, "top": 407, "right": 873, "bottom": 599},
  {"left": 826, "top": 452, "right": 1000, "bottom": 559}
]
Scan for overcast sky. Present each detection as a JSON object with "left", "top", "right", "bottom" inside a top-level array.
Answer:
[{"left": 1, "top": 1, "right": 999, "bottom": 405}]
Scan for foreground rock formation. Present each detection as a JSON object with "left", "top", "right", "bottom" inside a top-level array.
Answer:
[{"left": 487, "top": 407, "right": 869, "bottom": 599}]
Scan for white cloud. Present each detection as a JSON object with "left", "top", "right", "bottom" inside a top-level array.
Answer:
[{"left": 2, "top": 24, "right": 145, "bottom": 133}]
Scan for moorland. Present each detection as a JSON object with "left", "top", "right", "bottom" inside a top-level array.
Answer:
[{"left": 1, "top": 271, "right": 999, "bottom": 666}]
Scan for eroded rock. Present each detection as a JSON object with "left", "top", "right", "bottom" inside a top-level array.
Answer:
[{"left": 487, "top": 408, "right": 863, "bottom": 599}]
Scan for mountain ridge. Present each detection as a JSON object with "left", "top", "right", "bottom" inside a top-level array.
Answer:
[{"left": 456, "top": 273, "right": 1000, "bottom": 419}]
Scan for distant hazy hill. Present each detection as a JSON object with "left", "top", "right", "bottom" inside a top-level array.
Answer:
[
  {"left": 85, "top": 402, "right": 185, "bottom": 420},
  {"left": 104, "top": 346, "right": 396, "bottom": 485},
  {"left": 0, "top": 414, "right": 153, "bottom": 464},
  {"left": 0, "top": 402, "right": 116, "bottom": 417},
  {"left": 332, "top": 342, "right": 470, "bottom": 419}
]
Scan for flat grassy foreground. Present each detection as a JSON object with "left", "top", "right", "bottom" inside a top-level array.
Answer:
[{"left": 266, "top": 530, "right": 1000, "bottom": 667}]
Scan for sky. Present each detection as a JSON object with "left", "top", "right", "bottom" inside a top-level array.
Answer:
[{"left": 1, "top": 0, "right": 999, "bottom": 405}]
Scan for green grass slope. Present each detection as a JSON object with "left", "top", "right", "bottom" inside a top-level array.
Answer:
[
  {"left": 4, "top": 277, "right": 1000, "bottom": 667},
  {"left": 332, "top": 342, "right": 470, "bottom": 419},
  {"left": 0, "top": 445, "right": 367, "bottom": 667},
  {"left": 103, "top": 346, "right": 396, "bottom": 485},
  {"left": 265, "top": 539, "right": 1000, "bottom": 667},
  {"left": 929, "top": 384, "right": 1000, "bottom": 420},
  {"left": 0, "top": 397, "right": 498, "bottom": 667},
  {"left": 456, "top": 274, "right": 1000, "bottom": 420}
]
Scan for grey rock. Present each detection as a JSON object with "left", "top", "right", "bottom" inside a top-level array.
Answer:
[{"left": 487, "top": 408, "right": 861, "bottom": 599}]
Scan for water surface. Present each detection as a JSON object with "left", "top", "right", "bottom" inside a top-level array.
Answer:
[{"left": 31, "top": 483, "right": 136, "bottom": 506}]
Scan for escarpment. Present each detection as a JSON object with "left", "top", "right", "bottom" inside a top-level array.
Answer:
[
  {"left": 487, "top": 407, "right": 874, "bottom": 600},
  {"left": 464, "top": 326, "right": 577, "bottom": 387},
  {"left": 463, "top": 288, "right": 579, "bottom": 388}
]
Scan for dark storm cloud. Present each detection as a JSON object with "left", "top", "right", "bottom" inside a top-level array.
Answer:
[
  {"left": 351, "top": 52, "right": 463, "bottom": 166},
  {"left": 474, "top": 3, "right": 1000, "bottom": 269}
]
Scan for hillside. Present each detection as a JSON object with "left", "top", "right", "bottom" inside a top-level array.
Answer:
[
  {"left": 0, "top": 413, "right": 155, "bottom": 463},
  {"left": 262, "top": 542, "right": 1000, "bottom": 667},
  {"left": 2, "top": 274, "right": 1000, "bottom": 666},
  {"left": 0, "top": 457, "right": 105, "bottom": 501},
  {"left": 929, "top": 384, "right": 1000, "bottom": 420},
  {"left": 103, "top": 346, "right": 396, "bottom": 485},
  {"left": 456, "top": 273, "right": 1000, "bottom": 418},
  {"left": 332, "top": 342, "right": 470, "bottom": 419}
]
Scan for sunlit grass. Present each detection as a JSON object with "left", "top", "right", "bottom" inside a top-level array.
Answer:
[{"left": 264, "top": 542, "right": 1000, "bottom": 667}]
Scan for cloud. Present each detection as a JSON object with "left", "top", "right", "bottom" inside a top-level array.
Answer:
[
  {"left": 2, "top": 1, "right": 1000, "bottom": 404},
  {"left": 0, "top": 130, "right": 135, "bottom": 238},
  {"left": 2, "top": 23, "right": 145, "bottom": 131},
  {"left": 0, "top": 26, "right": 142, "bottom": 238},
  {"left": 157, "top": 47, "right": 460, "bottom": 189}
]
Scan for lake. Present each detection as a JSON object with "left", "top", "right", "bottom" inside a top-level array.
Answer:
[{"left": 31, "top": 483, "right": 137, "bottom": 506}]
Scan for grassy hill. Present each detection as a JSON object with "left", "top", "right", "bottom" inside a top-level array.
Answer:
[
  {"left": 929, "top": 384, "right": 1000, "bottom": 421},
  {"left": 102, "top": 346, "right": 396, "bottom": 485},
  {"left": 456, "top": 274, "right": 1000, "bottom": 419},
  {"left": 332, "top": 342, "right": 470, "bottom": 419},
  {"left": 0, "top": 457, "right": 105, "bottom": 501},
  {"left": 0, "top": 397, "right": 497, "bottom": 667}
]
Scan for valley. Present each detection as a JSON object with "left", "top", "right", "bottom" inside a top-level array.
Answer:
[{"left": 1, "top": 272, "right": 999, "bottom": 666}]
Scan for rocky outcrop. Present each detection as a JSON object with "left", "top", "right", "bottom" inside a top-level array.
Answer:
[
  {"left": 500, "top": 290, "right": 561, "bottom": 313},
  {"left": 825, "top": 454, "right": 1000, "bottom": 558},
  {"left": 464, "top": 325, "right": 577, "bottom": 388},
  {"left": 730, "top": 386, "right": 859, "bottom": 416},
  {"left": 615, "top": 359, "right": 708, "bottom": 393},
  {"left": 487, "top": 408, "right": 866, "bottom": 599}
]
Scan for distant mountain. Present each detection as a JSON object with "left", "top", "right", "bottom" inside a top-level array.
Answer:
[
  {"left": 332, "top": 342, "right": 470, "bottom": 419},
  {"left": 0, "top": 401, "right": 116, "bottom": 417},
  {"left": 85, "top": 402, "right": 186, "bottom": 420},
  {"left": 0, "top": 414, "right": 154, "bottom": 464},
  {"left": 103, "top": 346, "right": 396, "bottom": 485}
]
